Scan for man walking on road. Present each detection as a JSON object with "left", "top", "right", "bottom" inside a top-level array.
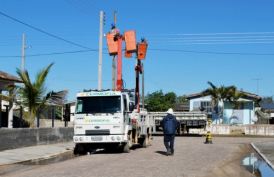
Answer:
[{"left": 161, "top": 108, "right": 179, "bottom": 156}]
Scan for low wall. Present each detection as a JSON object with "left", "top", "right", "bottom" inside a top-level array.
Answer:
[
  {"left": 188, "top": 124, "right": 230, "bottom": 134},
  {"left": 245, "top": 125, "right": 274, "bottom": 135},
  {"left": 210, "top": 124, "right": 230, "bottom": 134},
  {"left": 0, "top": 127, "right": 74, "bottom": 151}
]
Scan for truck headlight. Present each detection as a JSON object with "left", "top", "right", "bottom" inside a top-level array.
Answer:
[
  {"left": 75, "top": 137, "right": 79, "bottom": 141},
  {"left": 111, "top": 136, "right": 115, "bottom": 141},
  {"left": 80, "top": 137, "right": 83, "bottom": 141},
  {"left": 116, "top": 136, "right": 120, "bottom": 141}
]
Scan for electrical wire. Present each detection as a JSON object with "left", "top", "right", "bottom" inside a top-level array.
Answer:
[
  {"left": 148, "top": 32, "right": 274, "bottom": 36},
  {"left": 65, "top": 0, "right": 100, "bottom": 20},
  {"left": 0, "top": 11, "right": 94, "bottom": 50},
  {"left": 0, "top": 49, "right": 109, "bottom": 58},
  {"left": 149, "top": 48, "right": 274, "bottom": 56},
  {"left": 2, "top": 47, "right": 274, "bottom": 58},
  {"left": 82, "top": 0, "right": 112, "bottom": 22}
]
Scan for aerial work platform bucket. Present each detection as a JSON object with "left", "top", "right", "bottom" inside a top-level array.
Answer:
[
  {"left": 106, "top": 33, "right": 118, "bottom": 56},
  {"left": 124, "top": 30, "right": 137, "bottom": 53},
  {"left": 125, "top": 49, "right": 132, "bottom": 58},
  {"left": 138, "top": 43, "right": 147, "bottom": 60}
]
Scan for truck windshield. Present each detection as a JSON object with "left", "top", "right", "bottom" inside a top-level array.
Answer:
[{"left": 75, "top": 96, "right": 121, "bottom": 114}]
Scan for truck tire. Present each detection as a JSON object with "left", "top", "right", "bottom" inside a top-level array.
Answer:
[
  {"left": 74, "top": 144, "right": 79, "bottom": 155},
  {"left": 123, "top": 140, "right": 131, "bottom": 153},
  {"left": 77, "top": 144, "right": 87, "bottom": 155},
  {"left": 141, "top": 135, "right": 150, "bottom": 148}
]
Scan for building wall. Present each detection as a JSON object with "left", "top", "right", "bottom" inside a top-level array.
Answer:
[
  {"left": 189, "top": 95, "right": 222, "bottom": 124},
  {"left": 189, "top": 96, "right": 255, "bottom": 125},
  {"left": 224, "top": 101, "right": 254, "bottom": 125}
]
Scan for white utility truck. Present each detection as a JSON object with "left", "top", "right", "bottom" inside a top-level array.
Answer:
[
  {"left": 73, "top": 89, "right": 155, "bottom": 154},
  {"left": 153, "top": 111, "right": 207, "bottom": 134}
]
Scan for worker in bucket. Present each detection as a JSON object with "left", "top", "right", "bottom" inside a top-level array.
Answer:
[
  {"left": 141, "top": 37, "right": 148, "bottom": 44},
  {"left": 109, "top": 23, "right": 119, "bottom": 34},
  {"left": 161, "top": 108, "right": 179, "bottom": 156}
]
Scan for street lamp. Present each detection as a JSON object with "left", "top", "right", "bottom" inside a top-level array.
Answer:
[{"left": 21, "top": 34, "right": 31, "bottom": 72}]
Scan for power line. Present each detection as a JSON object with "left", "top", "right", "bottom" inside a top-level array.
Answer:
[
  {"left": 149, "top": 35, "right": 274, "bottom": 40},
  {"left": 2, "top": 47, "right": 274, "bottom": 58},
  {"left": 0, "top": 11, "right": 94, "bottom": 50},
  {"left": 65, "top": 0, "right": 100, "bottom": 20},
  {"left": 148, "top": 32, "right": 274, "bottom": 36},
  {"left": 149, "top": 48, "right": 274, "bottom": 56},
  {"left": 0, "top": 49, "right": 109, "bottom": 58},
  {"left": 156, "top": 41, "right": 274, "bottom": 45}
]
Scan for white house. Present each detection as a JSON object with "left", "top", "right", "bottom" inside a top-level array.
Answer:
[
  {"left": 184, "top": 92, "right": 261, "bottom": 125},
  {"left": 0, "top": 71, "right": 23, "bottom": 128}
]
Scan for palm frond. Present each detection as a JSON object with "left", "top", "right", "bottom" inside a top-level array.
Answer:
[{"left": 36, "top": 62, "right": 54, "bottom": 89}]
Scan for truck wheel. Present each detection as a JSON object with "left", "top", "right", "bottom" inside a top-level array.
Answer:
[
  {"left": 141, "top": 135, "right": 150, "bottom": 148},
  {"left": 74, "top": 144, "right": 79, "bottom": 155},
  {"left": 123, "top": 140, "right": 131, "bottom": 153},
  {"left": 77, "top": 144, "right": 87, "bottom": 155}
]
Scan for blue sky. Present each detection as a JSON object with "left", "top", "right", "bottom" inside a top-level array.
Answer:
[{"left": 1, "top": 0, "right": 274, "bottom": 101}]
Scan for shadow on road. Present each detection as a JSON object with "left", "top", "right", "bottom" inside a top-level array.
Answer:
[
  {"left": 154, "top": 151, "right": 167, "bottom": 156},
  {"left": 153, "top": 132, "right": 203, "bottom": 137}
]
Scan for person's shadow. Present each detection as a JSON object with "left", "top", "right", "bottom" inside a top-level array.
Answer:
[{"left": 154, "top": 151, "right": 167, "bottom": 156}]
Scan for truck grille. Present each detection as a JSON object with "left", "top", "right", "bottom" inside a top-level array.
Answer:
[{"left": 85, "top": 130, "right": 110, "bottom": 135}]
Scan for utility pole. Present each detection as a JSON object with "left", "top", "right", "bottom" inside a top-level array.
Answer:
[
  {"left": 252, "top": 78, "right": 262, "bottom": 95},
  {"left": 22, "top": 34, "right": 25, "bottom": 72},
  {"left": 112, "top": 11, "right": 117, "bottom": 90},
  {"left": 98, "top": 11, "right": 103, "bottom": 90},
  {"left": 142, "top": 63, "right": 145, "bottom": 109}
]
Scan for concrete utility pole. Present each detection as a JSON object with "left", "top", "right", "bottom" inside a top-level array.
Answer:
[
  {"left": 142, "top": 63, "right": 145, "bottom": 109},
  {"left": 22, "top": 34, "right": 25, "bottom": 72},
  {"left": 252, "top": 78, "right": 262, "bottom": 95},
  {"left": 98, "top": 11, "right": 103, "bottom": 90},
  {"left": 0, "top": 89, "right": 2, "bottom": 128},
  {"left": 112, "top": 11, "right": 117, "bottom": 90}
]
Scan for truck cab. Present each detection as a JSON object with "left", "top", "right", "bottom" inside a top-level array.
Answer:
[{"left": 73, "top": 90, "right": 135, "bottom": 153}]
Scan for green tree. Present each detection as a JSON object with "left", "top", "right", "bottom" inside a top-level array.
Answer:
[
  {"left": 0, "top": 62, "right": 68, "bottom": 127},
  {"left": 260, "top": 96, "right": 274, "bottom": 103},
  {"left": 201, "top": 81, "right": 221, "bottom": 124},
  {"left": 145, "top": 90, "right": 177, "bottom": 111},
  {"left": 176, "top": 95, "right": 189, "bottom": 103},
  {"left": 227, "top": 87, "right": 247, "bottom": 124},
  {"left": 219, "top": 85, "right": 235, "bottom": 123}
]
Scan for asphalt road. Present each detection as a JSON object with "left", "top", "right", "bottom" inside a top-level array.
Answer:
[{"left": 2, "top": 135, "right": 274, "bottom": 177}]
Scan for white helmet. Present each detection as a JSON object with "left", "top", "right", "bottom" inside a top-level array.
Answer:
[{"left": 167, "top": 108, "right": 173, "bottom": 114}]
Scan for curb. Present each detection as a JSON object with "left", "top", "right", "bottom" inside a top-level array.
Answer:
[
  {"left": 0, "top": 149, "right": 73, "bottom": 166},
  {"left": 251, "top": 142, "right": 274, "bottom": 171}
]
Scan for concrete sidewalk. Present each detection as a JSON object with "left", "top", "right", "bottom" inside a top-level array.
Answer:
[
  {"left": 252, "top": 141, "right": 274, "bottom": 170},
  {"left": 0, "top": 141, "right": 75, "bottom": 165}
]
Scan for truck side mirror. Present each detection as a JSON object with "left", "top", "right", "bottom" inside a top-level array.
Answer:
[{"left": 129, "top": 102, "right": 134, "bottom": 112}]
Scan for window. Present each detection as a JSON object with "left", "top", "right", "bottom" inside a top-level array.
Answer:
[
  {"left": 201, "top": 101, "right": 212, "bottom": 114},
  {"left": 123, "top": 95, "right": 127, "bottom": 111},
  {"left": 193, "top": 101, "right": 214, "bottom": 114},
  {"left": 75, "top": 96, "right": 121, "bottom": 114}
]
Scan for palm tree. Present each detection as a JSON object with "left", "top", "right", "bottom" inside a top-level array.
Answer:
[
  {"left": 0, "top": 62, "right": 68, "bottom": 127},
  {"left": 227, "top": 87, "right": 247, "bottom": 124},
  {"left": 202, "top": 81, "right": 221, "bottom": 124},
  {"left": 219, "top": 85, "right": 235, "bottom": 124}
]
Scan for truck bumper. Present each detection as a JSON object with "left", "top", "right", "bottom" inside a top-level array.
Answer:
[{"left": 73, "top": 135, "right": 127, "bottom": 143}]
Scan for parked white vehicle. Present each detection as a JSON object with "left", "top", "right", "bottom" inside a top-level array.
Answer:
[
  {"left": 152, "top": 111, "right": 207, "bottom": 134},
  {"left": 73, "top": 89, "right": 155, "bottom": 154}
]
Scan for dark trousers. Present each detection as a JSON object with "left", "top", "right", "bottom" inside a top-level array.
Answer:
[{"left": 164, "top": 134, "right": 175, "bottom": 154}]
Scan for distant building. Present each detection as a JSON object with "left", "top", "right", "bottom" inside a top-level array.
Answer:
[
  {"left": 0, "top": 71, "right": 23, "bottom": 128},
  {"left": 258, "top": 103, "right": 274, "bottom": 124},
  {"left": 184, "top": 91, "right": 261, "bottom": 125}
]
